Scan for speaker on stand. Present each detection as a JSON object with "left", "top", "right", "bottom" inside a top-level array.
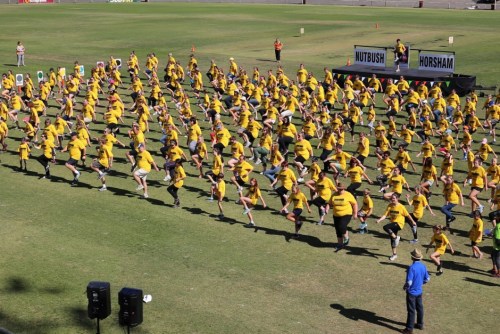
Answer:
[
  {"left": 118, "top": 287, "right": 143, "bottom": 333},
  {"left": 87, "top": 281, "right": 111, "bottom": 334}
]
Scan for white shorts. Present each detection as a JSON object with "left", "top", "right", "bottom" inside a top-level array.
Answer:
[{"left": 134, "top": 168, "right": 149, "bottom": 180}]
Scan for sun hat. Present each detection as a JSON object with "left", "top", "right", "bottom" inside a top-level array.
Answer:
[{"left": 411, "top": 249, "right": 423, "bottom": 260}]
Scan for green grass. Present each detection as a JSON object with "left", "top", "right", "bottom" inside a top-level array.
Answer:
[{"left": 0, "top": 3, "right": 499, "bottom": 334}]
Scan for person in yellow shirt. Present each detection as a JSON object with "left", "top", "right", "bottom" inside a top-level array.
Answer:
[
  {"left": 293, "top": 132, "right": 313, "bottom": 182},
  {"left": 36, "top": 133, "right": 55, "bottom": 179},
  {"left": 325, "top": 144, "right": 355, "bottom": 180},
  {"left": 395, "top": 145, "right": 417, "bottom": 174},
  {"left": 253, "top": 127, "right": 272, "bottom": 167},
  {"left": 211, "top": 173, "right": 226, "bottom": 219},
  {"left": 90, "top": 137, "right": 113, "bottom": 192},
  {"left": 464, "top": 157, "right": 488, "bottom": 214},
  {"left": 377, "top": 193, "right": 417, "bottom": 261},
  {"left": 167, "top": 159, "right": 187, "bottom": 208},
  {"left": 271, "top": 161, "right": 298, "bottom": 208},
  {"left": 227, "top": 136, "right": 245, "bottom": 169},
  {"left": 17, "top": 137, "right": 30, "bottom": 171},
  {"left": 476, "top": 138, "right": 496, "bottom": 162},
  {"left": 441, "top": 176, "right": 465, "bottom": 229},
  {"left": 263, "top": 143, "right": 285, "bottom": 184},
  {"left": 405, "top": 186, "right": 435, "bottom": 243},
  {"left": 345, "top": 158, "right": 372, "bottom": 197},
  {"left": 486, "top": 157, "right": 500, "bottom": 201},
  {"left": 281, "top": 185, "right": 311, "bottom": 239},
  {"left": 240, "top": 177, "right": 267, "bottom": 227},
  {"left": 327, "top": 183, "right": 358, "bottom": 251},
  {"left": 382, "top": 167, "right": 409, "bottom": 200},
  {"left": 133, "top": 143, "right": 159, "bottom": 199},
  {"left": 357, "top": 188, "right": 373, "bottom": 234},
  {"left": 356, "top": 132, "right": 370, "bottom": 165},
  {"left": 427, "top": 224, "right": 454, "bottom": 275},
  {"left": 393, "top": 38, "right": 406, "bottom": 72},
  {"left": 206, "top": 148, "right": 224, "bottom": 187},
  {"left": 61, "top": 132, "right": 86, "bottom": 186},
  {"left": 163, "top": 139, "right": 188, "bottom": 182},
  {"left": 306, "top": 171, "right": 336, "bottom": 225},
  {"left": 376, "top": 151, "right": 396, "bottom": 190},
  {"left": 230, "top": 154, "right": 254, "bottom": 194},
  {"left": 277, "top": 116, "right": 297, "bottom": 156},
  {"left": 469, "top": 210, "right": 484, "bottom": 259},
  {"left": 0, "top": 117, "right": 9, "bottom": 151},
  {"left": 192, "top": 136, "right": 208, "bottom": 178},
  {"left": 416, "top": 137, "right": 436, "bottom": 163},
  {"left": 420, "top": 157, "right": 439, "bottom": 199},
  {"left": 213, "top": 123, "right": 231, "bottom": 153}
]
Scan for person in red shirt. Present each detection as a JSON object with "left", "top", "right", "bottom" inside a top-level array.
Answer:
[{"left": 274, "top": 38, "right": 283, "bottom": 63}]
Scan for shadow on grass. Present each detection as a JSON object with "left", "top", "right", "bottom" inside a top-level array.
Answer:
[
  {"left": 379, "top": 261, "right": 409, "bottom": 270},
  {"left": 345, "top": 246, "right": 387, "bottom": 258},
  {"left": 67, "top": 306, "right": 94, "bottom": 331},
  {"left": 4, "top": 277, "right": 31, "bottom": 293},
  {"left": 0, "top": 310, "right": 54, "bottom": 334},
  {"left": 253, "top": 226, "right": 336, "bottom": 248},
  {"left": 330, "top": 303, "right": 404, "bottom": 332},
  {"left": 463, "top": 277, "right": 500, "bottom": 287}
]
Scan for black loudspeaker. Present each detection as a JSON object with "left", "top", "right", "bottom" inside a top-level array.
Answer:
[
  {"left": 118, "top": 287, "right": 143, "bottom": 327},
  {"left": 87, "top": 281, "right": 111, "bottom": 320}
]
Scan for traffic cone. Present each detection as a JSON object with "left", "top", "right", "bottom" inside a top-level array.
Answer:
[
  {"left": 346, "top": 57, "right": 351, "bottom": 66},
  {"left": 191, "top": 44, "right": 196, "bottom": 53}
]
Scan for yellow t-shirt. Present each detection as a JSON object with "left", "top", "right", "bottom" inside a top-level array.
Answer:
[
  {"left": 315, "top": 177, "right": 337, "bottom": 201},
  {"left": 469, "top": 166, "right": 487, "bottom": 188},
  {"left": 329, "top": 191, "right": 357, "bottom": 217},
  {"left": 66, "top": 139, "right": 86, "bottom": 160},
  {"left": 410, "top": 194, "right": 428, "bottom": 219},
  {"left": 383, "top": 203, "right": 410, "bottom": 229},
  {"left": 431, "top": 233, "right": 450, "bottom": 255}
]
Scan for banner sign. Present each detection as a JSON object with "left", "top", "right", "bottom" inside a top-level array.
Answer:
[
  {"left": 37, "top": 71, "right": 44, "bottom": 83},
  {"left": 18, "top": 0, "right": 54, "bottom": 3},
  {"left": 15, "top": 74, "right": 24, "bottom": 87},
  {"left": 354, "top": 48, "right": 385, "bottom": 67},
  {"left": 79, "top": 65, "right": 85, "bottom": 77},
  {"left": 418, "top": 53, "right": 455, "bottom": 73}
]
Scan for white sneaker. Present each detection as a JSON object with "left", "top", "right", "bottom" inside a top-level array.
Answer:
[
  {"left": 255, "top": 158, "right": 262, "bottom": 165},
  {"left": 207, "top": 197, "right": 214, "bottom": 202},
  {"left": 136, "top": 185, "right": 144, "bottom": 191},
  {"left": 297, "top": 177, "right": 304, "bottom": 183},
  {"left": 395, "top": 236, "right": 401, "bottom": 247},
  {"left": 478, "top": 205, "right": 484, "bottom": 213},
  {"left": 98, "top": 186, "right": 107, "bottom": 192},
  {"left": 389, "top": 254, "right": 398, "bottom": 261},
  {"left": 244, "top": 141, "right": 251, "bottom": 148},
  {"left": 143, "top": 193, "right": 149, "bottom": 199},
  {"left": 75, "top": 171, "right": 81, "bottom": 180},
  {"left": 410, "top": 239, "right": 419, "bottom": 244},
  {"left": 164, "top": 175, "right": 171, "bottom": 182},
  {"left": 243, "top": 208, "right": 251, "bottom": 215},
  {"left": 237, "top": 186, "right": 243, "bottom": 193},
  {"left": 301, "top": 167, "right": 308, "bottom": 174}
]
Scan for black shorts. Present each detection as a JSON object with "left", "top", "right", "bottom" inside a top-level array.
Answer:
[
  {"left": 66, "top": 158, "right": 78, "bottom": 166},
  {"left": 294, "top": 155, "right": 306, "bottom": 164},
  {"left": 471, "top": 186, "right": 483, "bottom": 192},
  {"left": 292, "top": 208, "right": 303, "bottom": 217},
  {"left": 235, "top": 176, "right": 246, "bottom": 186},
  {"left": 213, "top": 143, "right": 226, "bottom": 152},
  {"left": 471, "top": 240, "right": 478, "bottom": 247},
  {"left": 91, "top": 160, "right": 105, "bottom": 169},
  {"left": 244, "top": 130, "right": 256, "bottom": 143},
  {"left": 357, "top": 155, "right": 366, "bottom": 164},
  {"left": 333, "top": 215, "right": 352, "bottom": 238},
  {"left": 276, "top": 186, "right": 289, "bottom": 197}
]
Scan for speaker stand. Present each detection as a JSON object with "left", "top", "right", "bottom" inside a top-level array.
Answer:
[{"left": 96, "top": 318, "right": 101, "bottom": 334}]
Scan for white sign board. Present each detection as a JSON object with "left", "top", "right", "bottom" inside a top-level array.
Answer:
[
  {"left": 37, "top": 71, "right": 44, "bottom": 83},
  {"left": 354, "top": 48, "right": 386, "bottom": 67},
  {"left": 418, "top": 53, "right": 455, "bottom": 73},
  {"left": 15, "top": 74, "right": 24, "bottom": 87},
  {"left": 79, "top": 65, "right": 85, "bottom": 77}
]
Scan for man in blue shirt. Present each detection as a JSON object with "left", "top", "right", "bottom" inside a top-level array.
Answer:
[{"left": 402, "top": 248, "right": 430, "bottom": 334}]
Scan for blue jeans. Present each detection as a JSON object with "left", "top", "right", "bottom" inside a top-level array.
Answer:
[
  {"left": 440, "top": 203, "right": 456, "bottom": 220},
  {"left": 263, "top": 165, "right": 281, "bottom": 183},
  {"left": 406, "top": 293, "right": 424, "bottom": 330}
]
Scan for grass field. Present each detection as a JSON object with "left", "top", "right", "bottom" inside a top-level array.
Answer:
[{"left": 0, "top": 3, "right": 499, "bottom": 334}]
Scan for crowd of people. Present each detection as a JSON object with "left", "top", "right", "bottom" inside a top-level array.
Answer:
[{"left": 0, "top": 49, "right": 499, "bottom": 281}]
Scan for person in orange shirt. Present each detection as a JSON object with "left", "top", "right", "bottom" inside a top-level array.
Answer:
[{"left": 274, "top": 38, "right": 283, "bottom": 62}]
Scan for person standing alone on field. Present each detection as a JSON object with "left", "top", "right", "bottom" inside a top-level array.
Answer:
[
  {"left": 274, "top": 38, "right": 283, "bottom": 63},
  {"left": 16, "top": 41, "right": 25, "bottom": 67},
  {"left": 393, "top": 38, "right": 406, "bottom": 73},
  {"left": 401, "top": 248, "right": 429, "bottom": 334}
]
